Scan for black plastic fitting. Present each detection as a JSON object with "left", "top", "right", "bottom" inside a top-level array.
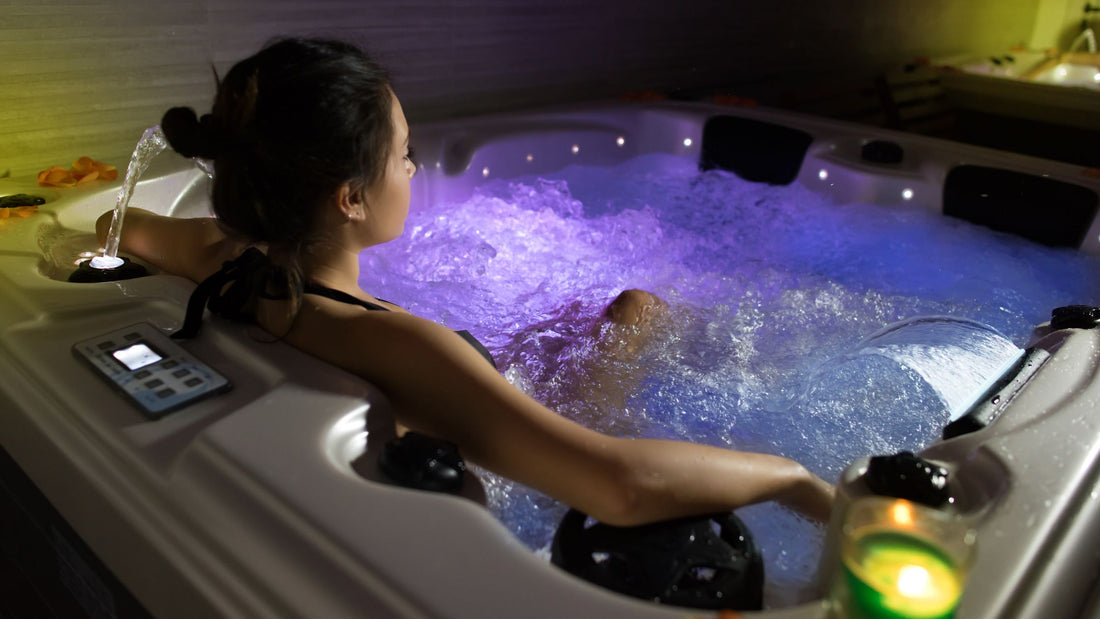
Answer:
[
  {"left": 378, "top": 431, "right": 466, "bottom": 494},
  {"left": 864, "top": 451, "right": 951, "bottom": 508},
  {"left": 67, "top": 257, "right": 149, "bottom": 283},
  {"left": 1050, "top": 305, "right": 1100, "bottom": 330}
]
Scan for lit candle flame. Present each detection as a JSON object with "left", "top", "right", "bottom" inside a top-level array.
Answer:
[
  {"left": 891, "top": 501, "right": 914, "bottom": 527},
  {"left": 897, "top": 564, "right": 932, "bottom": 597}
]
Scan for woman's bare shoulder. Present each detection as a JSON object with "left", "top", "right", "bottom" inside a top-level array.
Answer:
[{"left": 281, "top": 303, "right": 502, "bottom": 397}]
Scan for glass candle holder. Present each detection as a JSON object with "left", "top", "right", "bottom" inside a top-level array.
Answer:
[{"left": 829, "top": 497, "right": 976, "bottom": 619}]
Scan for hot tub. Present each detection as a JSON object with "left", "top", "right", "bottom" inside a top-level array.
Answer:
[
  {"left": 2, "top": 100, "right": 1100, "bottom": 619},
  {"left": 937, "top": 51, "right": 1100, "bottom": 132}
]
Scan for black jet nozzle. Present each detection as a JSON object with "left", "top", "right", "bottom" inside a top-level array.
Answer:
[{"left": 864, "top": 451, "right": 951, "bottom": 508}]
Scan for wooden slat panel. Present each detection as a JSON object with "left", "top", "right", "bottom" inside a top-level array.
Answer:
[{"left": 1, "top": 0, "right": 1040, "bottom": 179}]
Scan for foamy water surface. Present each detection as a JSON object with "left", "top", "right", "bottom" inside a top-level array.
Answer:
[{"left": 358, "top": 153, "right": 1100, "bottom": 605}]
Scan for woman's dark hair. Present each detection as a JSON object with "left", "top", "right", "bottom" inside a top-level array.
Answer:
[
  {"left": 162, "top": 37, "right": 393, "bottom": 248},
  {"left": 160, "top": 38, "right": 393, "bottom": 328}
]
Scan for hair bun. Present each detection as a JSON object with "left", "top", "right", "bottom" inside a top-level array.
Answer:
[{"left": 161, "top": 106, "right": 223, "bottom": 159}]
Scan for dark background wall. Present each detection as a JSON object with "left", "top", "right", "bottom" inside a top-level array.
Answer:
[{"left": 0, "top": 0, "right": 1048, "bottom": 177}]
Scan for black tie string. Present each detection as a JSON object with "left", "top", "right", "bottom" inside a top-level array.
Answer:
[{"left": 172, "top": 247, "right": 283, "bottom": 339}]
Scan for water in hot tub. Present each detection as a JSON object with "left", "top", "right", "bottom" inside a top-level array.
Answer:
[{"left": 359, "top": 153, "right": 1100, "bottom": 605}]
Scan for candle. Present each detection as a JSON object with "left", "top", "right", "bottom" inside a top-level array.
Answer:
[
  {"left": 829, "top": 497, "right": 974, "bottom": 619},
  {"left": 843, "top": 527, "right": 963, "bottom": 619}
]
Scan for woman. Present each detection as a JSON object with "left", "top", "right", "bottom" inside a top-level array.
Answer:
[{"left": 98, "top": 37, "right": 833, "bottom": 526}]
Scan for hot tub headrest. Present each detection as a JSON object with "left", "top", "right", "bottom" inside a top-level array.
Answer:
[
  {"left": 551, "top": 509, "right": 763, "bottom": 611},
  {"left": 944, "top": 165, "right": 1099, "bottom": 249},
  {"left": 699, "top": 115, "right": 813, "bottom": 186}
]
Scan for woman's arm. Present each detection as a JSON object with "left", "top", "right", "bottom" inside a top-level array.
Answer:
[
  {"left": 286, "top": 304, "right": 834, "bottom": 525},
  {"left": 96, "top": 209, "right": 834, "bottom": 524},
  {"left": 95, "top": 209, "right": 245, "bottom": 283}
]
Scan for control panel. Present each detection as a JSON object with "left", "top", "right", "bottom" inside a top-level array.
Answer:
[{"left": 72, "top": 323, "right": 231, "bottom": 419}]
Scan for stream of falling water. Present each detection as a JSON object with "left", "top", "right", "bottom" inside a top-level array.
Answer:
[{"left": 91, "top": 125, "right": 167, "bottom": 269}]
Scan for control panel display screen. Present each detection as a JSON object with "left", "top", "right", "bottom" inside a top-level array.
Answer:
[{"left": 111, "top": 342, "right": 163, "bottom": 371}]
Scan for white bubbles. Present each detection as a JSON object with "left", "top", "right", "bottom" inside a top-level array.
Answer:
[{"left": 359, "top": 151, "right": 1100, "bottom": 606}]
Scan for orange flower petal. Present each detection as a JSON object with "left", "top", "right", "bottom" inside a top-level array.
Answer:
[
  {"left": 37, "top": 166, "right": 60, "bottom": 184},
  {"left": 37, "top": 166, "right": 77, "bottom": 188},
  {"left": 0, "top": 206, "right": 36, "bottom": 224},
  {"left": 75, "top": 170, "right": 100, "bottom": 185},
  {"left": 71, "top": 156, "right": 96, "bottom": 177},
  {"left": 71, "top": 157, "right": 119, "bottom": 183}
]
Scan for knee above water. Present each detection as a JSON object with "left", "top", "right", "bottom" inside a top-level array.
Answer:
[{"left": 604, "top": 289, "right": 664, "bottom": 326}]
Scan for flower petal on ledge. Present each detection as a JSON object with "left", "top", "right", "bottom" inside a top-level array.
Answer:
[
  {"left": 37, "top": 166, "right": 76, "bottom": 188},
  {"left": 37, "top": 158, "right": 118, "bottom": 187},
  {"left": 72, "top": 157, "right": 118, "bottom": 182},
  {"left": 0, "top": 206, "right": 39, "bottom": 222},
  {"left": 75, "top": 170, "right": 101, "bottom": 185}
]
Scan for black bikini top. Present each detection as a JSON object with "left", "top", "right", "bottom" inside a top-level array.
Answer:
[
  {"left": 301, "top": 283, "right": 497, "bottom": 369},
  {"left": 173, "top": 247, "right": 496, "bottom": 369}
]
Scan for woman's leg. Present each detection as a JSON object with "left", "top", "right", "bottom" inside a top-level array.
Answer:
[
  {"left": 581, "top": 290, "right": 835, "bottom": 522},
  {"left": 600, "top": 288, "right": 667, "bottom": 352},
  {"left": 559, "top": 289, "right": 668, "bottom": 417}
]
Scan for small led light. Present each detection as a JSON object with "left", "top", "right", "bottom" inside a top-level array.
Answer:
[
  {"left": 683, "top": 138, "right": 693, "bottom": 148},
  {"left": 818, "top": 169, "right": 829, "bottom": 181},
  {"left": 571, "top": 144, "right": 580, "bottom": 154},
  {"left": 482, "top": 167, "right": 490, "bottom": 177},
  {"left": 526, "top": 153, "right": 534, "bottom": 162},
  {"left": 89, "top": 255, "right": 124, "bottom": 270},
  {"left": 435, "top": 161, "right": 441, "bottom": 169},
  {"left": 616, "top": 136, "right": 626, "bottom": 147},
  {"left": 902, "top": 188, "right": 914, "bottom": 200}
]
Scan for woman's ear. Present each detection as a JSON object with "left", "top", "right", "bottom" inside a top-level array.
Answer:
[{"left": 334, "top": 180, "right": 367, "bottom": 222}]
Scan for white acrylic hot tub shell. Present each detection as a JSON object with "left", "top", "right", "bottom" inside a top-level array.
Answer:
[{"left": 2, "top": 101, "right": 1100, "bottom": 619}]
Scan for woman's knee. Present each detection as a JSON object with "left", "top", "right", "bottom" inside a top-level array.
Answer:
[{"left": 604, "top": 289, "right": 665, "bottom": 326}]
